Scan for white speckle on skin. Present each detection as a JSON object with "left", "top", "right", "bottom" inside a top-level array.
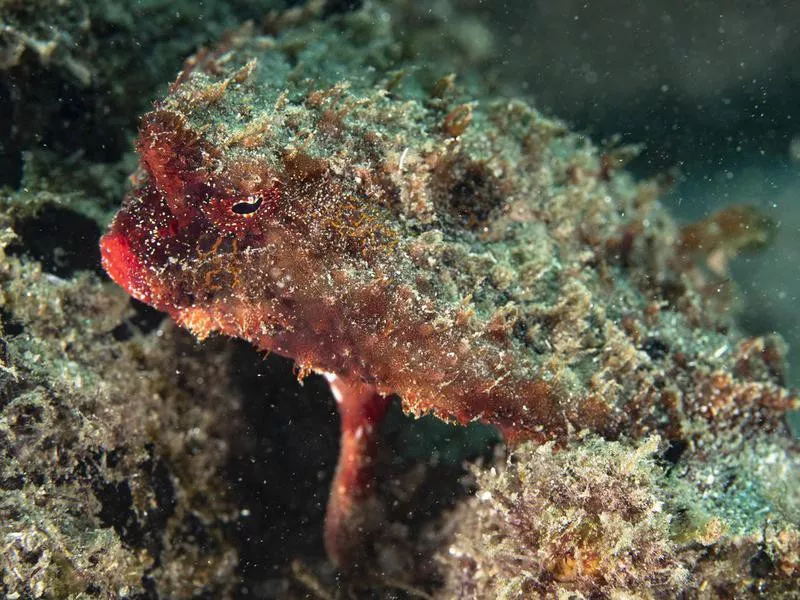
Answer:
[
  {"left": 712, "top": 344, "right": 729, "bottom": 359},
  {"left": 398, "top": 147, "right": 409, "bottom": 172}
]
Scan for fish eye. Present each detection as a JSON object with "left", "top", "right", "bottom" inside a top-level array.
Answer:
[{"left": 231, "top": 194, "right": 263, "bottom": 216}]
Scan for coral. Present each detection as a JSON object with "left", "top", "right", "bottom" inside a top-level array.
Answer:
[
  {"left": 98, "top": 0, "right": 798, "bottom": 580},
  {"left": 439, "top": 436, "right": 684, "bottom": 598},
  {"left": 439, "top": 432, "right": 800, "bottom": 599}
]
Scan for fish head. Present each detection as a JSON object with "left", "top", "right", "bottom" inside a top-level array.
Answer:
[{"left": 100, "top": 109, "right": 282, "bottom": 320}]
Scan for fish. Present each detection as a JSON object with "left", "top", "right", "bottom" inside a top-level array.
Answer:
[{"left": 100, "top": 6, "right": 797, "bottom": 569}]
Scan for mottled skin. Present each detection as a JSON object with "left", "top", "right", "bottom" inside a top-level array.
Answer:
[
  {"left": 100, "top": 6, "right": 797, "bottom": 569},
  {"left": 101, "top": 109, "right": 553, "bottom": 444},
  {"left": 100, "top": 106, "right": 552, "bottom": 565}
]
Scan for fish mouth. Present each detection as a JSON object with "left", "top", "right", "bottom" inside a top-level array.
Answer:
[{"left": 100, "top": 228, "right": 164, "bottom": 308}]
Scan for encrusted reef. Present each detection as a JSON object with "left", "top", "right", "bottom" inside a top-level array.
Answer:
[
  {"left": 440, "top": 434, "right": 800, "bottom": 598},
  {"left": 1, "top": 0, "right": 798, "bottom": 598}
]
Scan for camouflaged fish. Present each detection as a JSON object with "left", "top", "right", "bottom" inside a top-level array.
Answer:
[{"left": 100, "top": 5, "right": 796, "bottom": 567}]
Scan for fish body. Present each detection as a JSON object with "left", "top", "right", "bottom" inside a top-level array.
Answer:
[{"left": 101, "top": 6, "right": 796, "bottom": 567}]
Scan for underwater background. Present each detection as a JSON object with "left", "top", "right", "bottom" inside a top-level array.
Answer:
[{"left": 1, "top": 1, "right": 798, "bottom": 598}]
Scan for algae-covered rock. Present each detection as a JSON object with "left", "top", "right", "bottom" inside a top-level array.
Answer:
[
  {"left": 0, "top": 220, "right": 242, "bottom": 596},
  {"left": 440, "top": 437, "right": 685, "bottom": 598},
  {"left": 439, "top": 434, "right": 800, "bottom": 599}
]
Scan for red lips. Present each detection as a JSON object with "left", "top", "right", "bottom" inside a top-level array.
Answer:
[{"left": 100, "top": 229, "right": 156, "bottom": 305}]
